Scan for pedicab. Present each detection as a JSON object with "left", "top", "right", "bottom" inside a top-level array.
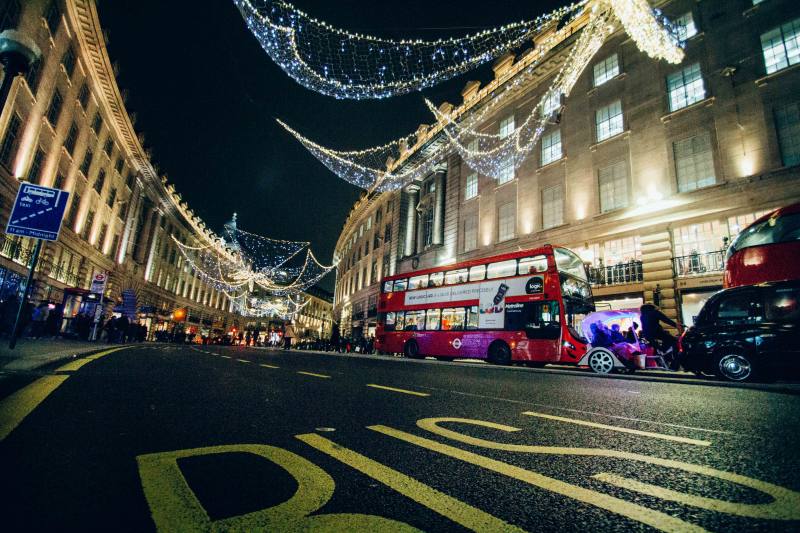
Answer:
[{"left": 576, "top": 309, "right": 677, "bottom": 374}]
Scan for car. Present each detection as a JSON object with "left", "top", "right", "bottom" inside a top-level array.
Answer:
[{"left": 679, "top": 280, "right": 800, "bottom": 382}]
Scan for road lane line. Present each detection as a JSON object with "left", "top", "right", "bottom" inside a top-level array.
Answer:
[
  {"left": 521, "top": 411, "right": 711, "bottom": 447},
  {"left": 221, "top": 356, "right": 232, "bottom": 359},
  {"left": 297, "top": 371, "right": 330, "bottom": 379},
  {"left": 0, "top": 375, "right": 69, "bottom": 441},
  {"left": 260, "top": 364, "right": 279, "bottom": 369},
  {"left": 367, "top": 384, "right": 430, "bottom": 397},
  {"left": 237, "top": 359, "right": 251, "bottom": 364},
  {"left": 56, "top": 346, "right": 130, "bottom": 372},
  {"left": 297, "top": 433, "right": 524, "bottom": 533},
  {"left": 369, "top": 424, "right": 704, "bottom": 533}
]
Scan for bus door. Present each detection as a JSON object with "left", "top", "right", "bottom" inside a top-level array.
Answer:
[{"left": 512, "top": 301, "right": 562, "bottom": 362}]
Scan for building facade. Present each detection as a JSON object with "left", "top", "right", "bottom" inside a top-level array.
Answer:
[
  {"left": 333, "top": 0, "right": 800, "bottom": 337},
  {"left": 0, "top": 0, "right": 242, "bottom": 337}
]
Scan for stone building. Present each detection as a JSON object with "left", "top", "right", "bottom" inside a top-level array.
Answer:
[
  {"left": 333, "top": 0, "right": 800, "bottom": 337},
  {"left": 0, "top": 0, "right": 241, "bottom": 337}
]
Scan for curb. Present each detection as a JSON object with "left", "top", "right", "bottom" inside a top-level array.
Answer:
[{"left": 0, "top": 343, "right": 136, "bottom": 372}]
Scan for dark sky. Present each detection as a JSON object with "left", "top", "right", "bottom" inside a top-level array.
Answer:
[{"left": 99, "top": 0, "right": 561, "bottom": 289}]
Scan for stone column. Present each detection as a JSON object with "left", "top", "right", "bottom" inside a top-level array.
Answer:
[
  {"left": 404, "top": 186, "right": 419, "bottom": 257},
  {"left": 134, "top": 204, "right": 155, "bottom": 264},
  {"left": 120, "top": 182, "right": 143, "bottom": 263},
  {"left": 432, "top": 170, "right": 446, "bottom": 246},
  {"left": 144, "top": 210, "right": 163, "bottom": 282}
]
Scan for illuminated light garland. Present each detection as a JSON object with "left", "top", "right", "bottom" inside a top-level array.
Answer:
[
  {"left": 281, "top": 0, "right": 684, "bottom": 184},
  {"left": 243, "top": 294, "right": 309, "bottom": 319},
  {"left": 234, "top": 0, "right": 585, "bottom": 99}
]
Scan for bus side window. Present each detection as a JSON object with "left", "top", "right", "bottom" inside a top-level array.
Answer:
[
  {"left": 469, "top": 265, "right": 486, "bottom": 282},
  {"left": 410, "top": 274, "right": 429, "bottom": 290},
  {"left": 518, "top": 255, "right": 548, "bottom": 275},
  {"left": 466, "top": 306, "right": 479, "bottom": 330},
  {"left": 384, "top": 312, "right": 396, "bottom": 332},
  {"left": 441, "top": 307, "right": 465, "bottom": 331},
  {"left": 383, "top": 280, "right": 393, "bottom": 293},
  {"left": 426, "top": 309, "right": 442, "bottom": 330},
  {"left": 445, "top": 268, "right": 468, "bottom": 285},
  {"left": 487, "top": 259, "right": 517, "bottom": 279},
  {"left": 429, "top": 272, "right": 444, "bottom": 287},
  {"left": 394, "top": 278, "right": 408, "bottom": 292},
  {"left": 395, "top": 311, "right": 406, "bottom": 331}
]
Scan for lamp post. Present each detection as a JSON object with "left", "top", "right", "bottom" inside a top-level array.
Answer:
[{"left": 0, "top": 30, "right": 41, "bottom": 113}]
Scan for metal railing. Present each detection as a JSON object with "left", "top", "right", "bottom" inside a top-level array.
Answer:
[
  {"left": 673, "top": 250, "right": 725, "bottom": 277},
  {"left": 587, "top": 260, "right": 643, "bottom": 286}
]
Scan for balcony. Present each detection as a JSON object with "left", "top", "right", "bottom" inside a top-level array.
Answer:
[
  {"left": 673, "top": 251, "right": 725, "bottom": 277},
  {"left": 588, "top": 260, "right": 643, "bottom": 287},
  {"left": 0, "top": 236, "right": 36, "bottom": 267}
]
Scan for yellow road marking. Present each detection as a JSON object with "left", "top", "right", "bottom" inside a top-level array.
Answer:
[
  {"left": 237, "top": 359, "right": 251, "bottom": 364},
  {"left": 371, "top": 423, "right": 703, "bottom": 532},
  {"left": 367, "top": 384, "right": 430, "bottom": 397},
  {"left": 1, "top": 347, "right": 128, "bottom": 441},
  {"left": 297, "top": 371, "right": 330, "bottom": 379},
  {"left": 0, "top": 375, "right": 69, "bottom": 441},
  {"left": 297, "top": 433, "right": 523, "bottom": 532},
  {"left": 522, "top": 411, "right": 712, "bottom": 447},
  {"left": 260, "top": 363, "right": 280, "bottom": 369}
]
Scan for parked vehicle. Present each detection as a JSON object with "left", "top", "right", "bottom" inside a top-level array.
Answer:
[{"left": 679, "top": 280, "right": 800, "bottom": 382}]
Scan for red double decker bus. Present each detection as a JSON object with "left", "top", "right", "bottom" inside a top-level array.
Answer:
[
  {"left": 724, "top": 202, "right": 800, "bottom": 288},
  {"left": 376, "top": 245, "right": 594, "bottom": 365}
]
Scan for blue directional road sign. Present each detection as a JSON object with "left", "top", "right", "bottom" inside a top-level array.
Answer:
[{"left": 6, "top": 183, "right": 70, "bottom": 241}]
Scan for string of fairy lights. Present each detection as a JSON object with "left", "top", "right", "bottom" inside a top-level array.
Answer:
[{"left": 250, "top": 0, "right": 684, "bottom": 187}]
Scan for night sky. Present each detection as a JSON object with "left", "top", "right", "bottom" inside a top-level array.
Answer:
[{"left": 99, "top": 0, "right": 561, "bottom": 289}]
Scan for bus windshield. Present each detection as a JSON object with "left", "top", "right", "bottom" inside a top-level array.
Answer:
[{"left": 555, "top": 248, "right": 588, "bottom": 282}]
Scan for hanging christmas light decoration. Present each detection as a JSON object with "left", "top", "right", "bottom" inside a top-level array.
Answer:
[
  {"left": 234, "top": 0, "right": 584, "bottom": 99},
  {"left": 277, "top": 0, "right": 684, "bottom": 186},
  {"left": 243, "top": 294, "right": 309, "bottom": 319}
]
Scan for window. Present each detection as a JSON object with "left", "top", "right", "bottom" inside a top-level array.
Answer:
[
  {"left": 409, "top": 274, "right": 428, "bottom": 290},
  {"left": 760, "top": 18, "right": 800, "bottom": 74},
  {"left": 93, "top": 169, "right": 105, "bottom": 193},
  {"left": 596, "top": 100, "right": 623, "bottom": 142},
  {"left": 81, "top": 209, "right": 94, "bottom": 240},
  {"left": 487, "top": 259, "right": 516, "bottom": 279},
  {"left": 384, "top": 311, "right": 397, "bottom": 331},
  {"left": 107, "top": 187, "right": 117, "bottom": 208},
  {"left": 519, "top": 255, "right": 548, "bottom": 274},
  {"left": 465, "top": 172, "right": 478, "bottom": 200},
  {"left": 765, "top": 287, "right": 800, "bottom": 321},
  {"left": 543, "top": 90, "right": 561, "bottom": 116},
  {"left": 775, "top": 102, "right": 800, "bottom": 167},
  {"left": 28, "top": 147, "right": 45, "bottom": 183},
  {"left": 469, "top": 265, "right": 486, "bottom": 282},
  {"left": 65, "top": 193, "right": 80, "bottom": 229},
  {"left": 593, "top": 53, "right": 620, "bottom": 86},
  {"left": 541, "top": 129, "right": 562, "bottom": 166},
  {"left": 422, "top": 208, "right": 434, "bottom": 247},
  {"left": 604, "top": 236, "right": 641, "bottom": 265},
  {"left": 62, "top": 45, "right": 76, "bottom": 78},
  {"left": 674, "top": 132, "right": 715, "bottom": 191},
  {"left": 0, "top": 113, "right": 21, "bottom": 169},
  {"left": 104, "top": 138, "right": 114, "bottom": 156},
  {"left": 667, "top": 63, "right": 706, "bottom": 112},
  {"left": 445, "top": 269, "right": 468, "bottom": 285},
  {"left": 498, "top": 202, "right": 515, "bottom": 241},
  {"left": 674, "top": 12, "right": 697, "bottom": 41},
  {"left": 441, "top": 308, "right": 466, "bottom": 331},
  {"left": 80, "top": 147, "right": 93, "bottom": 175},
  {"left": 78, "top": 83, "right": 90, "bottom": 108},
  {"left": 366, "top": 215, "right": 372, "bottom": 230},
  {"left": 716, "top": 293, "right": 758, "bottom": 325},
  {"left": 496, "top": 159, "right": 514, "bottom": 184},
  {"left": 0, "top": 0, "right": 21, "bottom": 32},
  {"left": 64, "top": 122, "right": 79, "bottom": 155},
  {"left": 384, "top": 223, "right": 392, "bottom": 242},
  {"left": 359, "top": 224, "right": 364, "bottom": 237},
  {"left": 26, "top": 58, "right": 42, "bottom": 94},
  {"left": 91, "top": 113, "right": 103, "bottom": 135},
  {"left": 53, "top": 172, "right": 65, "bottom": 190},
  {"left": 425, "top": 309, "right": 441, "bottom": 330},
  {"left": 499, "top": 115, "right": 515, "bottom": 138},
  {"left": 45, "top": 0, "right": 62, "bottom": 34},
  {"left": 97, "top": 224, "right": 108, "bottom": 250},
  {"left": 673, "top": 221, "right": 727, "bottom": 257},
  {"left": 405, "top": 310, "right": 425, "bottom": 331},
  {"left": 46, "top": 89, "right": 64, "bottom": 126},
  {"left": 466, "top": 305, "right": 479, "bottom": 330},
  {"left": 598, "top": 161, "right": 628, "bottom": 213},
  {"left": 542, "top": 185, "right": 563, "bottom": 229},
  {"left": 464, "top": 215, "right": 478, "bottom": 252}
]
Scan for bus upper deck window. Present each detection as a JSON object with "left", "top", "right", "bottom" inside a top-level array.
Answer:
[
  {"left": 469, "top": 265, "right": 486, "bottom": 282},
  {"left": 446, "top": 268, "right": 468, "bottom": 285},
  {"left": 487, "top": 259, "right": 517, "bottom": 279},
  {"left": 409, "top": 274, "right": 429, "bottom": 290},
  {"left": 383, "top": 280, "right": 394, "bottom": 293},
  {"left": 518, "top": 255, "right": 548, "bottom": 275},
  {"left": 394, "top": 278, "right": 408, "bottom": 291},
  {"left": 429, "top": 272, "right": 444, "bottom": 287}
]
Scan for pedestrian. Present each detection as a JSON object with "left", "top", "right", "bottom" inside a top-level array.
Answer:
[
  {"left": 31, "top": 302, "right": 49, "bottom": 338},
  {"left": 283, "top": 321, "right": 295, "bottom": 350}
]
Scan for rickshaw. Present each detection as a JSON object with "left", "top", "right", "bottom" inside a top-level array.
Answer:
[{"left": 576, "top": 309, "right": 677, "bottom": 374}]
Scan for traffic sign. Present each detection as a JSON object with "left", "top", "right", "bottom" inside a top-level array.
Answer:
[
  {"left": 90, "top": 272, "right": 107, "bottom": 294},
  {"left": 6, "top": 183, "right": 70, "bottom": 241}
]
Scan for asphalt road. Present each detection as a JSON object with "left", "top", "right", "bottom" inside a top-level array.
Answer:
[{"left": 2, "top": 344, "right": 800, "bottom": 532}]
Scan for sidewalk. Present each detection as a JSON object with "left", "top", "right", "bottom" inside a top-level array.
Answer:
[{"left": 0, "top": 338, "right": 119, "bottom": 372}]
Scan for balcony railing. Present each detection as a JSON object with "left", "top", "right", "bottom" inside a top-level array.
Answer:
[
  {"left": 673, "top": 250, "right": 725, "bottom": 277},
  {"left": 587, "top": 260, "right": 643, "bottom": 287}
]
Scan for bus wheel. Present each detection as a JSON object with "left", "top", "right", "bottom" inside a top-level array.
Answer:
[
  {"left": 488, "top": 341, "right": 512, "bottom": 365},
  {"left": 404, "top": 340, "right": 422, "bottom": 359}
]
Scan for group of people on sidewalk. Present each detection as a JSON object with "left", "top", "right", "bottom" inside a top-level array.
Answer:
[{"left": 0, "top": 297, "right": 64, "bottom": 340}]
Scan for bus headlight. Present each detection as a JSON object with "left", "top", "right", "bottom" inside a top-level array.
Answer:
[{"left": 563, "top": 341, "right": 575, "bottom": 350}]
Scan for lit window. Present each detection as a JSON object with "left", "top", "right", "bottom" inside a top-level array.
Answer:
[
  {"left": 464, "top": 215, "right": 478, "bottom": 252},
  {"left": 541, "top": 129, "right": 562, "bottom": 166},
  {"left": 598, "top": 161, "right": 628, "bottom": 213},
  {"left": 775, "top": 102, "right": 800, "bottom": 167},
  {"left": 499, "top": 115, "right": 515, "bottom": 138},
  {"left": 761, "top": 18, "right": 800, "bottom": 74},
  {"left": 542, "top": 185, "right": 563, "bottom": 229},
  {"left": 674, "top": 12, "right": 697, "bottom": 41},
  {"left": 465, "top": 172, "right": 478, "bottom": 200},
  {"left": 674, "top": 132, "right": 716, "bottom": 192},
  {"left": 595, "top": 100, "right": 623, "bottom": 142},
  {"left": 667, "top": 63, "right": 706, "bottom": 111},
  {"left": 593, "top": 53, "right": 620, "bottom": 87},
  {"left": 0, "top": 113, "right": 21, "bottom": 169},
  {"left": 543, "top": 90, "right": 561, "bottom": 116},
  {"left": 497, "top": 159, "right": 514, "bottom": 184},
  {"left": 498, "top": 202, "right": 516, "bottom": 242}
]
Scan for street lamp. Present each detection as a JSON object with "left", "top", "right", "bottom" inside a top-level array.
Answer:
[{"left": 0, "top": 29, "right": 41, "bottom": 113}]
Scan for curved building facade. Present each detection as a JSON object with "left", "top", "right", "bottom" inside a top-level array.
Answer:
[
  {"left": 333, "top": 0, "right": 800, "bottom": 337},
  {"left": 0, "top": 0, "right": 241, "bottom": 337}
]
